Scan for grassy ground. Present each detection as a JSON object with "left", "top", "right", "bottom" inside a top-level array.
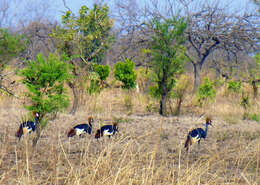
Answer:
[{"left": 0, "top": 87, "right": 259, "bottom": 185}]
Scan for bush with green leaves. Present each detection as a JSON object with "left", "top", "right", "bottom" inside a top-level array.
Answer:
[
  {"left": 95, "top": 64, "right": 110, "bottom": 83},
  {"left": 197, "top": 78, "right": 216, "bottom": 105},
  {"left": 19, "top": 53, "right": 72, "bottom": 146},
  {"left": 114, "top": 58, "right": 137, "bottom": 89},
  {"left": 228, "top": 80, "right": 242, "bottom": 93},
  {"left": 0, "top": 28, "right": 27, "bottom": 63},
  {"left": 250, "top": 113, "right": 259, "bottom": 122},
  {"left": 87, "top": 64, "right": 110, "bottom": 94}
]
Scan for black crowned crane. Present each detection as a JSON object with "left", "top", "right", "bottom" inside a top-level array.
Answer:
[
  {"left": 15, "top": 112, "right": 40, "bottom": 140},
  {"left": 184, "top": 117, "right": 212, "bottom": 151},
  {"left": 94, "top": 122, "right": 118, "bottom": 139},
  {"left": 67, "top": 117, "right": 94, "bottom": 137}
]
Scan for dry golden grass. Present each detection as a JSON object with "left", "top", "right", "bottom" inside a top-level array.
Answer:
[{"left": 0, "top": 86, "right": 259, "bottom": 185}]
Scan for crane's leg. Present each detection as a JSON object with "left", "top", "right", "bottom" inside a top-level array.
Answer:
[{"left": 198, "top": 140, "right": 201, "bottom": 151}]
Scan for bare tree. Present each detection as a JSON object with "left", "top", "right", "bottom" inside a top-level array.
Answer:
[
  {"left": 22, "top": 20, "right": 57, "bottom": 60},
  {"left": 183, "top": 1, "right": 259, "bottom": 91}
]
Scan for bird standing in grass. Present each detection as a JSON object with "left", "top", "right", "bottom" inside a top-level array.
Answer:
[
  {"left": 15, "top": 112, "right": 40, "bottom": 140},
  {"left": 184, "top": 117, "right": 212, "bottom": 151},
  {"left": 67, "top": 117, "right": 94, "bottom": 137},
  {"left": 95, "top": 122, "right": 118, "bottom": 139}
]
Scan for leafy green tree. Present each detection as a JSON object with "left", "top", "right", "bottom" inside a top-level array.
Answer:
[
  {"left": 50, "top": 4, "right": 114, "bottom": 114},
  {"left": 114, "top": 58, "right": 137, "bottom": 89},
  {"left": 0, "top": 28, "right": 27, "bottom": 94},
  {"left": 148, "top": 17, "right": 187, "bottom": 116},
  {"left": 19, "top": 53, "right": 72, "bottom": 146}
]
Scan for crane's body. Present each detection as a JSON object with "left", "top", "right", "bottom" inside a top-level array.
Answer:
[
  {"left": 95, "top": 123, "right": 118, "bottom": 139},
  {"left": 184, "top": 118, "right": 212, "bottom": 151},
  {"left": 16, "top": 112, "right": 40, "bottom": 140},
  {"left": 67, "top": 117, "right": 94, "bottom": 137}
]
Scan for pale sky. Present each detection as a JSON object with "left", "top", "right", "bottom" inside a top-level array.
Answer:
[
  {"left": 53, "top": 0, "right": 258, "bottom": 21},
  {"left": 1, "top": 0, "right": 258, "bottom": 28}
]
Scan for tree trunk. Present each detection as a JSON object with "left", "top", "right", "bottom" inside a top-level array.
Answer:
[
  {"left": 252, "top": 79, "right": 260, "bottom": 99},
  {"left": 160, "top": 92, "right": 167, "bottom": 116},
  {"left": 174, "top": 97, "right": 183, "bottom": 116},
  {"left": 193, "top": 63, "right": 201, "bottom": 92},
  {"left": 68, "top": 82, "right": 80, "bottom": 115},
  {"left": 71, "top": 86, "right": 79, "bottom": 115}
]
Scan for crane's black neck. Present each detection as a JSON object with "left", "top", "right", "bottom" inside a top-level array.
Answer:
[
  {"left": 204, "top": 123, "right": 210, "bottom": 138},
  {"left": 35, "top": 116, "right": 40, "bottom": 125}
]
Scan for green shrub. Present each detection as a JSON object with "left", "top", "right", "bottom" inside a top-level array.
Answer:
[
  {"left": 228, "top": 80, "right": 242, "bottom": 93},
  {"left": 251, "top": 113, "right": 259, "bottom": 122},
  {"left": 114, "top": 58, "right": 137, "bottom": 89},
  {"left": 94, "top": 64, "right": 110, "bottom": 82},
  {"left": 197, "top": 78, "right": 216, "bottom": 105},
  {"left": 87, "top": 64, "right": 110, "bottom": 95}
]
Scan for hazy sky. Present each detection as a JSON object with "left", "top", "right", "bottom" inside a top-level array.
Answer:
[
  {"left": 53, "top": 0, "right": 258, "bottom": 20},
  {"left": 1, "top": 0, "right": 258, "bottom": 28}
]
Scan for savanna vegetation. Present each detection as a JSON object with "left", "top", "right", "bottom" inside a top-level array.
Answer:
[{"left": 0, "top": 0, "right": 259, "bottom": 184}]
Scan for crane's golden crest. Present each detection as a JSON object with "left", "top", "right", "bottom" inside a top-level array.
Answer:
[
  {"left": 206, "top": 117, "right": 212, "bottom": 123},
  {"left": 88, "top": 117, "right": 94, "bottom": 124}
]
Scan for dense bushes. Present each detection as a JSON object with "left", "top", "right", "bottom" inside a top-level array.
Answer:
[{"left": 114, "top": 58, "right": 137, "bottom": 89}]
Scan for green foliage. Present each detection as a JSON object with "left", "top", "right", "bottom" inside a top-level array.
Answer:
[
  {"left": 197, "top": 78, "right": 216, "bottom": 105},
  {"left": 87, "top": 72, "right": 102, "bottom": 94},
  {"left": 87, "top": 64, "right": 110, "bottom": 94},
  {"left": 94, "top": 64, "right": 110, "bottom": 81},
  {"left": 114, "top": 58, "right": 137, "bottom": 89},
  {"left": 250, "top": 113, "right": 259, "bottom": 122},
  {"left": 228, "top": 80, "right": 242, "bottom": 93},
  {"left": 148, "top": 16, "right": 187, "bottom": 115},
  {"left": 50, "top": 4, "right": 114, "bottom": 63},
  {"left": 0, "top": 28, "right": 27, "bottom": 68},
  {"left": 255, "top": 53, "right": 260, "bottom": 68},
  {"left": 87, "top": 79, "right": 102, "bottom": 94},
  {"left": 19, "top": 53, "right": 72, "bottom": 118},
  {"left": 241, "top": 91, "right": 250, "bottom": 110},
  {"left": 149, "top": 84, "right": 161, "bottom": 99}
]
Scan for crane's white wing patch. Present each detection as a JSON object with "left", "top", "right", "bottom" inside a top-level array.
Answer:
[
  {"left": 75, "top": 128, "right": 85, "bottom": 136},
  {"left": 191, "top": 135, "right": 200, "bottom": 143},
  {"left": 103, "top": 129, "right": 113, "bottom": 136}
]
